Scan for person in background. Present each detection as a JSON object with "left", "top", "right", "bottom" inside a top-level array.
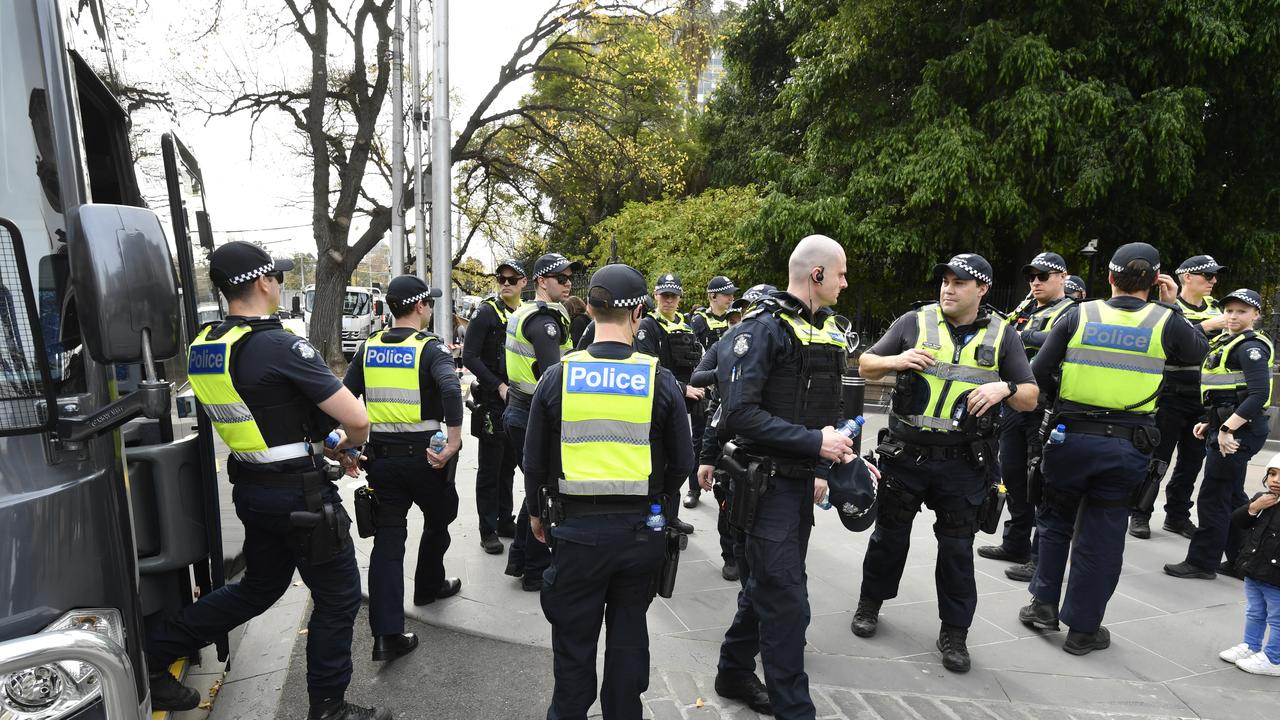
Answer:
[
  {"left": 564, "top": 295, "right": 590, "bottom": 348},
  {"left": 1219, "top": 453, "right": 1280, "bottom": 676},
  {"left": 1065, "top": 275, "right": 1086, "bottom": 301}
]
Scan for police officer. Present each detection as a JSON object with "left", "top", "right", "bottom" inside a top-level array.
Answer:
[
  {"left": 462, "top": 259, "right": 525, "bottom": 553},
  {"left": 853, "top": 253, "right": 1037, "bottom": 673},
  {"left": 523, "top": 263, "right": 693, "bottom": 720},
  {"left": 978, "top": 252, "right": 1073, "bottom": 579},
  {"left": 343, "top": 275, "right": 463, "bottom": 661},
  {"left": 505, "top": 252, "right": 581, "bottom": 591},
  {"left": 714, "top": 236, "right": 855, "bottom": 719},
  {"left": 147, "top": 242, "right": 388, "bottom": 720},
  {"left": 690, "top": 275, "right": 739, "bottom": 348},
  {"left": 1165, "top": 288, "right": 1273, "bottom": 579},
  {"left": 637, "top": 274, "right": 704, "bottom": 523},
  {"left": 1018, "top": 243, "right": 1207, "bottom": 655},
  {"left": 693, "top": 285, "right": 776, "bottom": 582},
  {"left": 1066, "top": 275, "right": 1087, "bottom": 301},
  {"left": 1129, "top": 255, "right": 1228, "bottom": 540}
]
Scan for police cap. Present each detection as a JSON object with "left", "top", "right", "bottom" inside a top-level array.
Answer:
[
  {"left": 828, "top": 457, "right": 879, "bottom": 532},
  {"left": 1108, "top": 242, "right": 1160, "bottom": 279},
  {"left": 706, "top": 276, "right": 738, "bottom": 295},
  {"left": 1021, "top": 252, "right": 1068, "bottom": 275},
  {"left": 495, "top": 258, "right": 527, "bottom": 277},
  {"left": 588, "top": 264, "right": 649, "bottom": 308},
  {"left": 655, "top": 273, "right": 684, "bottom": 296},
  {"left": 1176, "top": 255, "right": 1226, "bottom": 275},
  {"left": 209, "top": 240, "right": 295, "bottom": 287},
  {"left": 735, "top": 284, "right": 777, "bottom": 309},
  {"left": 1065, "top": 275, "right": 1086, "bottom": 296},
  {"left": 532, "top": 253, "right": 583, "bottom": 279},
  {"left": 385, "top": 275, "right": 442, "bottom": 307},
  {"left": 1221, "top": 288, "right": 1263, "bottom": 311},
  {"left": 932, "top": 253, "right": 993, "bottom": 285}
]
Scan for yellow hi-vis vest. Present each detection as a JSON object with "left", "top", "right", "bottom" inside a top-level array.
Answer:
[
  {"left": 896, "top": 304, "right": 1004, "bottom": 432},
  {"left": 1060, "top": 300, "right": 1173, "bottom": 413},
  {"left": 1177, "top": 295, "right": 1222, "bottom": 325},
  {"left": 558, "top": 351, "right": 658, "bottom": 497},
  {"left": 650, "top": 310, "right": 694, "bottom": 335},
  {"left": 483, "top": 295, "right": 520, "bottom": 325},
  {"left": 188, "top": 324, "right": 315, "bottom": 464},
  {"left": 505, "top": 301, "right": 571, "bottom": 395},
  {"left": 1021, "top": 296, "right": 1074, "bottom": 355},
  {"left": 362, "top": 330, "right": 444, "bottom": 434},
  {"left": 694, "top": 310, "right": 730, "bottom": 335},
  {"left": 1201, "top": 331, "right": 1275, "bottom": 406}
]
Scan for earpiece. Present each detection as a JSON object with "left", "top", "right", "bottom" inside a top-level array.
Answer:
[{"left": 814, "top": 266, "right": 825, "bottom": 284}]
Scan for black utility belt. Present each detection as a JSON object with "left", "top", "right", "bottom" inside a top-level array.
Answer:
[
  {"left": 365, "top": 443, "right": 430, "bottom": 460},
  {"left": 1061, "top": 419, "right": 1159, "bottom": 452},
  {"left": 724, "top": 446, "right": 813, "bottom": 481},
  {"left": 230, "top": 466, "right": 332, "bottom": 489},
  {"left": 559, "top": 499, "right": 653, "bottom": 518},
  {"left": 901, "top": 443, "right": 971, "bottom": 461}
]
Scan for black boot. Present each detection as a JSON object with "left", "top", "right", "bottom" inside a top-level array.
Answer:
[
  {"left": 936, "top": 624, "right": 971, "bottom": 673},
  {"left": 371, "top": 633, "right": 418, "bottom": 662},
  {"left": 1063, "top": 626, "right": 1111, "bottom": 656},
  {"left": 714, "top": 672, "right": 772, "bottom": 715},
  {"left": 721, "top": 559, "right": 740, "bottom": 582},
  {"left": 1163, "top": 561, "right": 1216, "bottom": 579},
  {"left": 1005, "top": 560, "right": 1036, "bottom": 582},
  {"left": 1018, "top": 598, "right": 1060, "bottom": 632},
  {"left": 670, "top": 518, "right": 695, "bottom": 534},
  {"left": 1127, "top": 515, "right": 1151, "bottom": 539},
  {"left": 497, "top": 518, "right": 517, "bottom": 538},
  {"left": 414, "top": 577, "right": 462, "bottom": 605},
  {"left": 148, "top": 670, "right": 200, "bottom": 712},
  {"left": 850, "top": 597, "right": 881, "bottom": 638},
  {"left": 480, "top": 532, "right": 503, "bottom": 555},
  {"left": 1161, "top": 518, "right": 1197, "bottom": 539},
  {"left": 309, "top": 698, "right": 392, "bottom": 720}
]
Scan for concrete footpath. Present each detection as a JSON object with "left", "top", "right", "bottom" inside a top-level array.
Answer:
[{"left": 196, "top": 407, "right": 1280, "bottom": 719}]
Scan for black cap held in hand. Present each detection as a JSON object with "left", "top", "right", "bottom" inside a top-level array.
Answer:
[
  {"left": 209, "top": 240, "right": 295, "bottom": 287},
  {"left": 588, "top": 264, "right": 649, "bottom": 308},
  {"left": 828, "top": 458, "right": 878, "bottom": 533}
]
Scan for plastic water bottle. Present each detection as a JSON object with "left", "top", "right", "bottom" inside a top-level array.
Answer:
[
  {"left": 837, "top": 416, "right": 866, "bottom": 440},
  {"left": 645, "top": 504, "right": 666, "bottom": 532},
  {"left": 1048, "top": 424, "right": 1067, "bottom": 445},
  {"left": 430, "top": 430, "right": 447, "bottom": 454},
  {"left": 817, "top": 492, "right": 832, "bottom": 511},
  {"left": 324, "top": 431, "right": 360, "bottom": 459}
]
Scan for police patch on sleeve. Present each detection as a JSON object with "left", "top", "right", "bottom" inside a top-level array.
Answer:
[
  {"left": 1249, "top": 347, "right": 1264, "bottom": 361},
  {"left": 291, "top": 339, "right": 318, "bottom": 360},
  {"left": 545, "top": 323, "right": 559, "bottom": 338},
  {"left": 637, "top": 329, "right": 647, "bottom": 342},
  {"left": 733, "top": 333, "right": 751, "bottom": 357}
]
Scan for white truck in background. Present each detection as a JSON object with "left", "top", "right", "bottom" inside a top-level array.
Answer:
[{"left": 303, "top": 284, "right": 386, "bottom": 356}]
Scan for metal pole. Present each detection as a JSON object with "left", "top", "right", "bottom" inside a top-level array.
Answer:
[
  {"left": 431, "top": 0, "right": 452, "bottom": 341},
  {"left": 390, "top": 0, "right": 406, "bottom": 275},
  {"left": 411, "top": 0, "right": 428, "bottom": 282}
]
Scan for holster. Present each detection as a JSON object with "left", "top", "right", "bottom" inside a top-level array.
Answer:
[
  {"left": 720, "top": 442, "right": 767, "bottom": 532},
  {"left": 978, "top": 480, "right": 1006, "bottom": 534},
  {"left": 1131, "top": 458, "right": 1169, "bottom": 513},
  {"left": 288, "top": 497, "right": 346, "bottom": 565},
  {"left": 353, "top": 485, "right": 378, "bottom": 538},
  {"left": 1027, "top": 452, "right": 1045, "bottom": 506},
  {"left": 540, "top": 486, "right": 565, "bottom": 527},
  {"left": 654, "top": 526, "right": 689, "bottom": 599}
]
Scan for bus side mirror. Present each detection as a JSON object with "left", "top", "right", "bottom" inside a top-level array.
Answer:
[
  {"left": 373, "top": 300, "right": 383, "bottom": 316},
  {"left": 67, "top": 204, "right": 180, "bottom": 364}
]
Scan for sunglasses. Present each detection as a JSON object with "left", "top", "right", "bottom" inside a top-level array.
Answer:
[
  {"left": 1192, "top": 272, "right": 1218, "bottom": 281},
  {"left": 1023, "top": 271, "right": 1059, "bottom": 283},
  {"left": 547, "top": 273, "right": 574, "bottom": 285},
  {"left": 497, "top": 275, "right": 523, "bottom": 285}
]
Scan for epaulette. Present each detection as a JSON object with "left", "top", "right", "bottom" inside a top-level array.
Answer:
[
  {"left": 1152, "top": 300, "right": 1181, "bottom": 313},
  {"left": 415, "top": 330, "right": 443, "bottom": 343}
]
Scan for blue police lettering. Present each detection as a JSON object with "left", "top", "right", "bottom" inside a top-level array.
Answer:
[
  {"left": 1082, "top": 323, "right": 1152, "bottom": 352},
  {"left": 189, "top": 345, "right": 227, "bottom": 374},
  {"left": 366, "top": 346, "right": 417, "bottom": 368},
  {"left": 566, "top": 362, "right": 650, "bottom": 397}
]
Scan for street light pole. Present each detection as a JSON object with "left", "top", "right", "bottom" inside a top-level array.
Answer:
[
  {"left": 390, "top": 0, "right": 405, "bottom": 274},
  {"left": 410, "top": 0, "right": 427, "bottom": 281},
  {"left": 431, "top": 0, "right": 452, "bottom": 341}
]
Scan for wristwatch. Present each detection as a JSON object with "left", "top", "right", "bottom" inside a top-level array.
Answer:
[
  {"left": 1005, "top": 381, "right": 1018, "bottom": 399},
  {"left": 1220, "top": 424, "right": 1236, "bottom": 434}
]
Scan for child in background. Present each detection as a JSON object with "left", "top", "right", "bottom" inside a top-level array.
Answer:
[{"left": 1220, "top": 452, "right": 1280, "bottom": 675}]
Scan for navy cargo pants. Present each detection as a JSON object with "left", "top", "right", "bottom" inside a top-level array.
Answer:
[
  {"left": 505, "top": 410, "right": 551, "bottom": 583},
  {"left": 366, "top": 453, "right": 459, "bottom": 635},
  {"left": 718, "top": 476, "right": 815, "bottom": 719},
  {"left": 1185, "top": 419, "right": 1270, "bottom": 570},
  {"left": 473, "top": 401, "right": 517, "bottom": 535},
  {"left": 148, "top": 482, "right": 361, "bottom": 703},
  {"left": 1031, "top": 433, "right": 1148, "bottom": 633},
  {"left": 541, "top": 513, "right": 665, "bottom": 720},
  {"left": 1133, "top": 391, "right": 1206, "bottom": 524}
]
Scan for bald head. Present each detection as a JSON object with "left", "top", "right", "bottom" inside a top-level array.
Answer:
[{"left": 788, "top": 234, "right": 845, "bottom": 285}]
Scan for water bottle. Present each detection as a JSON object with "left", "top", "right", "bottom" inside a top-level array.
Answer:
[
  {"left": 1048, "top": 424, "right": 1067, "bottom": 445},
  {"left": 645, "top": 504, "right": 666, "bottom": 532},
  {"left": 817, "top": 492, "right": 832, "bottom": 511},
  {"left": 430, "top": 430, "right": 447, "bottom": 454},
  {"left": 324, "top": 431, "right": 360, "bottom": 459},
  {"left": 837, "top": 416, "right": 865, "bottom": 440}
]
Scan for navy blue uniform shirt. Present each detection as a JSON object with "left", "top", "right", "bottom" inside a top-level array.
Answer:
[
  {"left": 461, "top": 299, "right": 513, "bottom": 393},
  {"left": 522, "top": 341, "right": 694, "bottom": 515},
  {"left": 344, "top": 326, "right": 464, "bottom": 444},
  {"left": 1215, "top": 334, "right": 1273, "bottom": 421}
]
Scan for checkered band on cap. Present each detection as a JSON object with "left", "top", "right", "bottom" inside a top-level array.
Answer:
[
  {"left": 707, "top": 279, "right": 735, "bottom": 293},
  {"left": 1065, "top": 276, "right": 1084, "bottom": 293},
  {"left": 655, "top": 277, "right": 683, "bottom": 293},
  {"left": 1180, "top": 258, "right": 1220, "bottom": 274},
  {"left": 950, "top": 257, "right": 991, "bottom": 284},
  {"left": 607, "top": 294, "right": 647, "bottom": 308},
  {"left": 1224, "top": 290, "right": 1262, "bottom": 310},
  {"left": 228, "top": 261, "right": 277, "bottom": 286},
  {"left": 1109, "top": 259, "right": 1160, "bottom": 274},
  {"left": 399, "top": 289, "right": 435, "bottom": 305},
  {"left": 1030, "top": 254, "right": 1067, "bottom": 273}
]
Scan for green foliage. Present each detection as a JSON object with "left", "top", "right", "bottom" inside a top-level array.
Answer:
[
  {"left": 590, "top": 186, "right": 766, "bottom": 294},
  {"left": 702, "top": 0, "right": 1280, "bottom": 315}
]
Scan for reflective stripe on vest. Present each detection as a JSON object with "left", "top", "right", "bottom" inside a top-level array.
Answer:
[
  {"left": 363, "top": 330, "right": 444, "bottom": 434},
  {"left": 188, "top": 324, "right": 315, "bottom": 464},
  {"left": 695, "top": 310, "right": 729, "bottom": 333},
  {"left": 505, "top": 301, "right": 571, "bottom": 395},
  {"left": 650, "top": 311, "right": 694, "bottom": 335},
  {"left": 484, "top": 296, "right": 519, "bottom": 325},
  {"left": 1060, "top": 300, "right": 1172, "bottom": 412},
  {"left": 558, "top": 351, "right": 658, "bottom": 497},
  {"left": 1201, "top": 332, "right": 1275, "bottom": 405},
  {"left": 777, "top": 312, "right": 850, "bottom": 349},
  {"left": 894, "top": 305, "right": 1004, "bottom": 433}
]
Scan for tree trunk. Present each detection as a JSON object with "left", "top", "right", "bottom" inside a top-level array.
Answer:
[{"left": 310, "top": 252, "right": 353, "bottom": 372}]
